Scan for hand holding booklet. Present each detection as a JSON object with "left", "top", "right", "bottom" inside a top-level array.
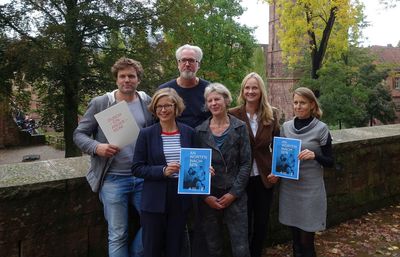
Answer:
[
  {"left": 94, "top": 101, "right": 140, "bottom": 148},
  {"left": 271, "top": 136, "right": 301, "bottom": 180},
  {"left": 178, "top": 148, "right": 212, "bottom": 195}
]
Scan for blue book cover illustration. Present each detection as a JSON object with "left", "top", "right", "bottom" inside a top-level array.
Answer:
[
  {"left": 271, "top": 137, "right": 301, "bottom": 180},
  {"left": 178, "top": 148, "right": 212, "bottom": 195}
]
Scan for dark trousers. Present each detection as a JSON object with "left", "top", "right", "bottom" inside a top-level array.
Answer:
[
  {"left": 247, "top": 175, "right": 274, "bottom": 257},
  {"left": 141, "top": 179, "right": 187, "bottom": 257},
  {"left": 199, "top": 188, "right": 250, "bottom": 257}
]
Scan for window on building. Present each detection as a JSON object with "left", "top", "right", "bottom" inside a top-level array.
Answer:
[{"left": 395, "top": 77, "right": 400, "bottom": 90}]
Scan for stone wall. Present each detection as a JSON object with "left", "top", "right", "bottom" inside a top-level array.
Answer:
[
  {"left": 0, "top": 101, "right": 20, "bottom": 147},
  {"left": 0, "top": 157, "right": 108, "bottom": 257},
  {"left": 0, "top": 124, "right": 399, "bottom": 256},
  {"left": 0, "top": 100, "right": 45, "bottom": 148},
  {"left": 268, "top": 124, "right": 400, "bottom": 243}
]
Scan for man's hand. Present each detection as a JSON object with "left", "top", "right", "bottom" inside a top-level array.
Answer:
[{"left": 95, "top": 144, "right": 120, "bottom": 157}]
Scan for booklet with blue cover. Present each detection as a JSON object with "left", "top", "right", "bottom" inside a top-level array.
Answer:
[
  {"left": 271, "top": 137, "right": 301, "bottom": 180},
  {"left": 178, "top": 148, "right": 212, "bottom": 195}
]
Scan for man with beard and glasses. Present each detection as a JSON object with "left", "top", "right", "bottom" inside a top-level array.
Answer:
[
  {"left": 158, "top": 44, "right": 211, "bottom": 257},
  {"left": 158, "top": 44, "right": 211, "bottom": 128}
]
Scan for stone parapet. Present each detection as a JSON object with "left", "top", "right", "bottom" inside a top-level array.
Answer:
[
  {"left": 0, "top": 156, "right": 107, "bottom": 257},
  {"left": 268, "top": 124, "right": 400, "bottom": 243},
  {"left": 0, "top": 124, "right": 400, "bottom": 255}
]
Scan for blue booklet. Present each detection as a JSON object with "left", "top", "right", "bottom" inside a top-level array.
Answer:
[
  {"left": 271, "top": 137, "right": 301, "bottom": 180},
  {"left": 178, "top": 148, "right": 212, "bottom": 195}
]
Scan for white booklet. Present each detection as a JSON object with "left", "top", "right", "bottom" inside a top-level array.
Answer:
[{"left": 94, "top": 100, "right": 140, "bottom": 148}]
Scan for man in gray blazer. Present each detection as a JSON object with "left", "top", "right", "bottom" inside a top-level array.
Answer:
[{"left": 73, "top": 57, "right": 153, "bottom": 257}]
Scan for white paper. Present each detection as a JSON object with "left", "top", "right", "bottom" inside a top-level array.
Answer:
[{"left": 94, "top": 101, "right": 140, "bottom": 148}]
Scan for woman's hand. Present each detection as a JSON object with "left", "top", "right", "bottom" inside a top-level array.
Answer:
[
  {"left": 267, "top": 174, "right": 279, "bottom": 184},
  {"left": 209, "top": 166, "right": 216, "bottom": 176},
  {"left": 298, "top": 149, "right": 315, "bottom": 160},
  {"left": 163, "top": 162, "right": 180, "bottom": 177},
  {"left": 204, "top": 196, "right": 224, "bottom": 210},
  {"left": 217, "top": 193, "right": 236, "bottom": 208}
]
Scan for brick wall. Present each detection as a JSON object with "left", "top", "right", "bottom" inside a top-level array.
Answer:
[
  {"left": 0, "top": 100, "right": 21, "bottom": 147},
  {"left": 0, "top": 125, "right": 399, "bottom": 256}
]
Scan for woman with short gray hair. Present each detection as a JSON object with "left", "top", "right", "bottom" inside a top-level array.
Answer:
[{"left": 195, "top": 82, "right": 251, "bottom": 257}]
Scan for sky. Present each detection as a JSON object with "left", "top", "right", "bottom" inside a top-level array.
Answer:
[
  {"left": 239, "top": 0, "right": 400, "bottom": 47},
  {"left": 1, "top": 0, "right": 399, "bottom": 47}
]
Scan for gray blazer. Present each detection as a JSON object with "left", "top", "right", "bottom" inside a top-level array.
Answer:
[
  {"left": 73, "top": 90, "right": 153, "bottom": 192},
  {"left": 195, "top": 115, "right": 251, "bottom": 198}
]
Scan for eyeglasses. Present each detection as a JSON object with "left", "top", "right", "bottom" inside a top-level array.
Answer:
[
  {"left": 155, "top": 104, "right": 175, "bottom": 111},
  {"left": 178, "top": 58, "right": 198, "bottom": 64}
]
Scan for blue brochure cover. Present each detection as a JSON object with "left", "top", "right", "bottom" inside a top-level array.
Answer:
[
  {"left": 271, "top": 137, "right": 301, "bottom": 180},
  {"left": 178, "top": 148, "right": 212, "bottom": 195}
]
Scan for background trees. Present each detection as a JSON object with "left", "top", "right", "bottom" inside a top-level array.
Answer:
[
  {"left": 0, "top": 0, "right": 258, "bottom": 156},
  {"left": 266, "top": 0, "right": 363, "bottom": 80},
  {"left": 299, "top": 47, "right": 396, "bottom": 128}
]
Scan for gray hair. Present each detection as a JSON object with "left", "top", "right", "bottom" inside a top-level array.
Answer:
[
  {"left": 204, "top": 83, "right": 232, "bottom": 110},
  {"left": 176, "top": 44, "right": 203, "bottom": 62}
]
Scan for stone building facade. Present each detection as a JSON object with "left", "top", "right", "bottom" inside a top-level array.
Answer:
[
  {"left": 0, "top": 100, "right": 21, "bottom": 147},
  {"left": 266, "top": 2, "right": 299, "bottom": 121},
  {"left": 368, "top": 45, "right": 400, "bottom": 123}
]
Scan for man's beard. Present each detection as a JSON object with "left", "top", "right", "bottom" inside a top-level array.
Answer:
[{"left": 180, "top": 70, "right": 196, "bottom": 80}]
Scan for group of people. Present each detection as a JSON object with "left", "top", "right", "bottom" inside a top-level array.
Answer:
[{"left": 74, "top": 44, "right": 334, "bottom": 257}]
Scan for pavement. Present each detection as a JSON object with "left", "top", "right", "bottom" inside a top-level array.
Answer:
[{"left": 0, "top": 145, "right": 65, "bottom": 165}]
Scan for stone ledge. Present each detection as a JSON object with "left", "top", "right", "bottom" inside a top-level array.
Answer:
[
  {"left": 0, "top": 156, "right": 89, "bottom": 188},
  {"left": 331, "top": 124, "right": 400, "bottom": 144},
  {"left": 0, "top": 124, "right": 399, "bottom": 189}
]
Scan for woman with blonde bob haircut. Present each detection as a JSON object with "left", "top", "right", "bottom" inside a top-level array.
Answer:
[
  {"left": 132, "top": 87, "right": 195, "bottom": 257},
  {"left": 230, "top": 72, "right": 280, "bottom": 257},
  {"left": 148, "top": 87, "right": 186, "bottom": 118}
]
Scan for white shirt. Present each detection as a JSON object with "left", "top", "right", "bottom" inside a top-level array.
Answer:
[{"left": 247, "top": 112, "right": 260, "bottom": 177}]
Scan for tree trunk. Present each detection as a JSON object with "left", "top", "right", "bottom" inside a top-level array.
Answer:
[
  {"left": 64, "top": 0, "right": 82, "bottom": 157},
  {"left": 310, "top": 7, "right": 338, "bottom": 80}
]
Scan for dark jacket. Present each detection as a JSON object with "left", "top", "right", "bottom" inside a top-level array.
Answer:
[
  {"left": 229, "top": 105, "right": 280, "bottom": 188},
  {"left": 132, "top": 121, "right": 195, "bottom": 213},
  {"left": 195, "top": 115, "right": 251, "bottom": 198}
]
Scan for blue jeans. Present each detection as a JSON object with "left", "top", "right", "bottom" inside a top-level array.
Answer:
[{"left": 99, "top": 174, "right": 144, "bottom": 257}]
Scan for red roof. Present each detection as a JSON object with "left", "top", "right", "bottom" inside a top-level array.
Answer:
[{"left": 368, "top": 45, "right": 400, "bottom": 65}]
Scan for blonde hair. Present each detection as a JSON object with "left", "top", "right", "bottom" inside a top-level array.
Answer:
[
  {"left": 237, "top": 72, "right": 274, "bottom": 125},
  {"left": 204, "top": 83, "right": 232, "bottom": 111},
  {"left": 148, "top": 88, "right": 185, "bottom": 117},
  {"left": 294, "top": 87, "right": 323, "bottom": 119}
]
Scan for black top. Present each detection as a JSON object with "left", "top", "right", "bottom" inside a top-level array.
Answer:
[{"left": 158, "top": 78, "right": 211, "bottom": 128}]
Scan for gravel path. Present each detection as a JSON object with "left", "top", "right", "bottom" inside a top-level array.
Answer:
[{"left": 0, "top": 145, "right": 65, "bottom": 165}]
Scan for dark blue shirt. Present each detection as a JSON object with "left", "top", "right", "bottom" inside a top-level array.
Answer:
[{"left": 158, "top": 78, "right": 211, "bottom": 128}]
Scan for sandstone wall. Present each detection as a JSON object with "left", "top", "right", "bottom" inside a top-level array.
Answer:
[{"left": 0, "top": 124, "right": 399, "bottom": 256}]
